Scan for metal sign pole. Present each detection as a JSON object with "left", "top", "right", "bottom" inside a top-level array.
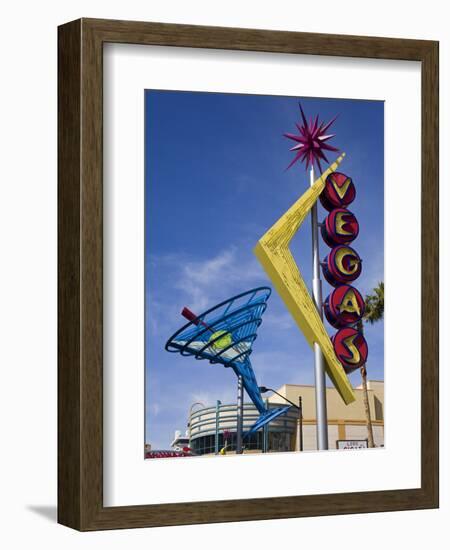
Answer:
[
  {"left": 236, "top": 375, "right": 244, "bottom": 453},
  {"left": 310, "top": 166, "right": 329, "bottom": 450}
]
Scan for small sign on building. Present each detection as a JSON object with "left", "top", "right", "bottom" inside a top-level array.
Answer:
[{"left": 336, "top": 439, "right": 368, "bottom": 450}]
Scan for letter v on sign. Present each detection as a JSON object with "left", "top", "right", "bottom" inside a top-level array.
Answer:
[
  {"left": 253, "top": 153, "right": 356, "bottom": 405},
  {"left": 333, "top": 176, "right": 352, "bottom": 199}
]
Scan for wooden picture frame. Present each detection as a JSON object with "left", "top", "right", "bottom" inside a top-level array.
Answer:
[{"left": 58, "top": 18, "right": 439, "bottom": 531}]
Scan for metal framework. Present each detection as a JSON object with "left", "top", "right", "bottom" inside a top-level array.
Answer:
[{"left": 165, "top": 287, "right": 292, "bottom": 445}]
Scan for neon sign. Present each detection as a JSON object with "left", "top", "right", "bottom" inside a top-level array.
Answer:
[
  {"left": 321, "top": 172, "right": 368, "bottom": 374},
  {"left": 321, "top": 207, "right": 359, "bottom": 247},
  {"left": 254, "top": 154, "right": 356, "bottom": 405},
  {"left": 320, "top": 172, "right": 356, "bottom": 210},
  {"left": 324, "top": 284, "right": 365, "bottom": 328}
]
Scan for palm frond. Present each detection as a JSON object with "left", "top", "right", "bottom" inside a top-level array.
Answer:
[{"left": 363, "top": 282, "right": 384, "bottom": 325}]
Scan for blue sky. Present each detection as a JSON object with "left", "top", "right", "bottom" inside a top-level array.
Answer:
[{"left": 145, "top": 91, "right": 384, "bottom": 449}]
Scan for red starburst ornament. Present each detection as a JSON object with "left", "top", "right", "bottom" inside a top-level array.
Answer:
[{"left": 284, "top": 103, "right": 339, "bottom": 173}]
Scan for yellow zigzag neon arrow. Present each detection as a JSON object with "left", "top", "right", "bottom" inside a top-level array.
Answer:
[{"left": 253, "top": 153, "right": 356, "bottom": 405}]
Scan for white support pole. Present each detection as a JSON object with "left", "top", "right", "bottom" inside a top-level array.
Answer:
[
  {"left": 236, "top": 375, "right": 244, "bottom": 454},
  {"left": 310, "top": 166, "right": 329, "bottom": 450}
]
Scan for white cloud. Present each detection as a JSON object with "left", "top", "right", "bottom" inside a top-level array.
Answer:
[
  {"left": 262, "top": 310, "right": 296, "bottom": 331},
  {"left": 189, "top": 387, "right": 236, "bottom": 407},
  {"left": 150, "top": 403, "right": 161, "bottom": 416},
  {"left": 178, "top": 247, "right": 263, "bottom": 308},
  {"left": 146, "top": 247, "right": 268, "bottom": 342}
]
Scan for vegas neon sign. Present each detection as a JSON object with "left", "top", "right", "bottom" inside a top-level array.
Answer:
[{"left": 320, "top": 172, "right": 368, "bottom": 373}]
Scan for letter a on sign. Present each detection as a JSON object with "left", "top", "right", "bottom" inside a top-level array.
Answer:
[
  {"left": 339, "top": 288, "right": 361, "bottom": 315},
  {"left": 253, "top": 154, "right": 355, "bottom": 405}
]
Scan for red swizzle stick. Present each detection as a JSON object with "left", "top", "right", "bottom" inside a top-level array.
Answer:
[{"left": 181, "top": 307, "right": 214, "bottom": 334}]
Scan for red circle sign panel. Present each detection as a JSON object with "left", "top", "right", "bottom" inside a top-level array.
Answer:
[
  {"left": 320, "top": 172, "right": 356, "bottom": 211},
  {"left": 321, "top": 208, "right": 359, "bottom": 247},
  {"left": 332, "top": 327, "right": 368, "bottom": 372},
  {"left": 324, "top": 285, "right": 365, "bottom": 328},
  {"left": 322, "top": 245, "right": 362, "bottom": 287}
]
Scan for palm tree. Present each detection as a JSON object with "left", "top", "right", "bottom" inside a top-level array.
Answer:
[
  {"left": 357, "top": 282, "right": 384, "bottom": 448},
  {"left": 364, "top": 282, "right": 384, "bottom": 325}
]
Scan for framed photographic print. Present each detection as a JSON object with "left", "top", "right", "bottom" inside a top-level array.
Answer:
[{"left": 58, "top": 18, "right": 439, "bottom": 530}]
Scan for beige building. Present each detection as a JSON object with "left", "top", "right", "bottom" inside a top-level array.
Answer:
[
  {"left": 268, "top": 380, "right": 384, "bottom": 450},
  {"left": 187, "top": 380, "right": 383, "bottom": 454}
]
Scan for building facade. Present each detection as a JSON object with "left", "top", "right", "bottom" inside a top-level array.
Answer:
[{"left": 187, "top": 380, "right": 384, "bottom": 454}]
